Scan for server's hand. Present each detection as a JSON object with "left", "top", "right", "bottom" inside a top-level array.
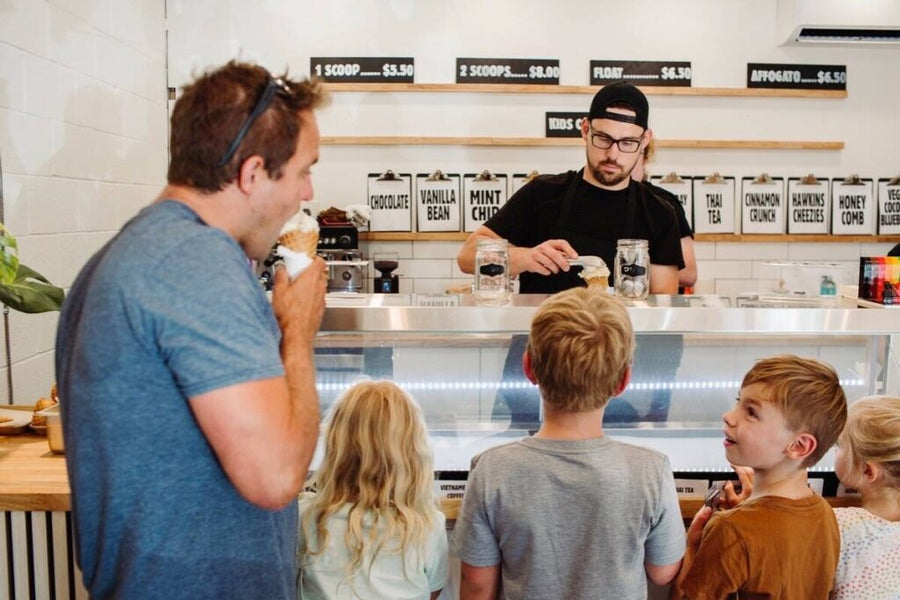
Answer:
[{"left": 525, "top": 239, "right": 578, "bottom": 275}]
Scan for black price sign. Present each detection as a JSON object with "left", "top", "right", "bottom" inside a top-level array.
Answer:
[
  {"left": 310, "top": 57, "right": 414, "bottom": 83},
  {"left": 456, "top": 58, "right": 560, "bottom": 84},
  {"left": 747, "top": 63, "right": 846, "bottom": 90},
  {"left": 590, "top": 60, "right": 692, "bottom": 87},
  {"left": 545, "top": 112, "right": 586, "bottom": 138}
]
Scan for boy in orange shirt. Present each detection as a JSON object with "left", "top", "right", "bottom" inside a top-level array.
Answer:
[{"left": 674, "top": 355, "right": 847, "bottom": 599}]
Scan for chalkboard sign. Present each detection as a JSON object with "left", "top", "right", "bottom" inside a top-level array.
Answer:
[
  {"left": 590, "top": 60, "right": 692, "bottom": 87},
  {"left": 545, "top": 112, "right": 586, "bottom": 138},
  {"left": 746, "top": 63, "right": 846, "bottom": 91},
  {"left": 456, "top": 58, "right": 559, "bottom": 85},
  {"left": 310, "top": 57, "right": 414, "bottom": 83}
]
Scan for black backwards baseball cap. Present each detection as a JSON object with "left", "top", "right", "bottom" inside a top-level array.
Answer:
[{"left": 588, "top": 81, "right": 649, "bottom": 129}]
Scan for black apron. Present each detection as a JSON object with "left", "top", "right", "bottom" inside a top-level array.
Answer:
[{"left": 519, "top": 170, "right": 639, "bottom": 294}]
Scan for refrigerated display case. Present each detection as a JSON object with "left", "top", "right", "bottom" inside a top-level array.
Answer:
[{"left": 314, "top": 294, "right": 900, "bottom": 487}]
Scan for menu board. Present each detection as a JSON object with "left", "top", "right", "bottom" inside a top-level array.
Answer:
[
  {"left": 831, "top": 177, "right": 875, "bottom": 235},
  {"left": 463, "top": 172, "right": 508, "bottom": 232},
  {"left": 366, "top": 171, "right": 412, "bottom": 232},
  {"left": 693, "top": 175, "right": 737, "bottom": 234},
  {"left": 787, "top": 177, "right": 830, "bottom": 234},
  {"left": 415, "top": 172, "right": 461, "bottom": 232},
  {"left": 877, "top": 178, "right": 900, "bottom": 235},
  {"left": 741, "top": 176, "right": 785, "bottom": 234},
  {"left": 510, "top": 171, "right": 542, "bottom": 196},
  {"left": 649, "top": 175, "right": 694, "bottom": 230}
]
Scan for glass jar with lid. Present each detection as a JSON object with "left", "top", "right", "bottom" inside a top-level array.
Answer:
[
  {"left": 474, "top": 238, "right": 510, "bottom": 305},
  {"left": 614, "top": 239, "right": 650, "bottom": 300}
]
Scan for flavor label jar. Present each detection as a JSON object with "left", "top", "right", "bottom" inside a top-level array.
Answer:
[
  {"left": 474, "top": 238, "right": 510, "bottom": 305},
  {"left": 614, "top": 239, "right": 650, "bottom": 300}
]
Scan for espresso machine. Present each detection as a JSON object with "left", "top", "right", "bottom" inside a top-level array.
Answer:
[{"left": 317, "top": 217, "right": 367, "bottom": 293}]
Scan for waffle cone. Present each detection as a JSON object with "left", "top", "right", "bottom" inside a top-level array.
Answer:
[
  {"left": 584, "top": 277, "right": 608, "bottom": 288},
  {"left": 278, "top": 230, "right": 318, "bottom": 257}
]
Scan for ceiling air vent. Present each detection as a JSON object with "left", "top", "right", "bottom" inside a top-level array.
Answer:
[
  {"left": 778, "top": 0, "right": 900, "bottom": 46},
  {"left": 794, "top": 27, "right": 900, "bottom": 44}
]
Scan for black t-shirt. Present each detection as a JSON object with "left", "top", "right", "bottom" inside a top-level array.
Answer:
[
  {"left": 644, "top": 181, "right": 693, "bottom": 238},
  {"left": 485, "top": 170, "right": 684, "bottom": 293}
]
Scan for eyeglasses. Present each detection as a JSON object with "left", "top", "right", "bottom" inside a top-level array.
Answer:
[
  {"left": 217, "top": 76, "right": 291, "bottom": 167},
  {"left": 589, "top": 131, "right": 644, "bottom": 154}
]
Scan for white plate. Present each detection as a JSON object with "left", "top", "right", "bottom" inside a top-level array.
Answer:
[{"left": 0, "top": 408, "right": 32, "bottom": 434}]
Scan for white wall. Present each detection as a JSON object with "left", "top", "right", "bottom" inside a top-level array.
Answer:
[
  {"left": 0, "top": 0, "right": 167, "bottom": 403},
  {"left": 167, "top": 0, "right": 900, "bottom": 294}
]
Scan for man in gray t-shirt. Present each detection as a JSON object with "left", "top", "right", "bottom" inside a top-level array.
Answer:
[
  {"left": 451, "top": 289, "right": 685, "bottom": 599},
  {"left": 56, "top": 62, "right": 329, "bottom": 599}
]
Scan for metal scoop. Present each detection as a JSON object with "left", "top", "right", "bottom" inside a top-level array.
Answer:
[{"left": 567, "top": 256, "right": 605, "bottom": 268}]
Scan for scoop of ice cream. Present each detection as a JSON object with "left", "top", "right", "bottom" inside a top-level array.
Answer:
[
  {"left": 278, "top": 211, "right": 319, "bottom": 258},
  {"left": 277, "top": 211, "right": 319, "bottom": 279},
  {"left": 577, "top": 256, "right": 611, "bottom": 288}
]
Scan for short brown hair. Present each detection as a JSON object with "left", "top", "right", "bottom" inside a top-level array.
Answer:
[
  {"left": 742, "top": 354, "right": 847, "bottom": 467},
  {"left": 168, "top": 60, "right": 328, "bottom": 192},
  {"left": 526, "top": 288, "right": 634, "bottom": 412},
  {"left": 841, "top": 395, "right": 900, "bottom": 491}
]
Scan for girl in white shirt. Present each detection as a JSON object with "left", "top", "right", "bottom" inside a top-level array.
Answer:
[
  {"left": 832, "top": 395, "right": 900, "bottom": 599},
  {"left": 297, "top": 380, "right": 448, "bottom": 600}
]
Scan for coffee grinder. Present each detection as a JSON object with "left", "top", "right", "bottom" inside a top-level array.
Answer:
[{"left": 373, "top": 252, "right": 399, "bottom": 293}]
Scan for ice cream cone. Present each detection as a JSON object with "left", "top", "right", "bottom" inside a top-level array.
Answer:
[
  {"left": 278, "top": 229, "right": 319, "bottom": 258},
  {"left": 584, "top": 277, "right": 608, "bottom": 288}
]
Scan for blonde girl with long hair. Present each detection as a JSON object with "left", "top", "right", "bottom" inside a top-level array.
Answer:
[
  {"left": 297, "top": 380, "right": 448, "bottom": 599},
  {"left": 832, "top": 395, "right": 900, "bottom": 599}
]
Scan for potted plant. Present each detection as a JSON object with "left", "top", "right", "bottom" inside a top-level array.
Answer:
[
  {"left": 0, "top": 224, "right": 65, "bottom": 403},
  {"left": 0, "top": 224, "right": 65, "bottom": 313}
]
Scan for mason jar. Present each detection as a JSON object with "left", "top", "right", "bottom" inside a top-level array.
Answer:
[
  {"left": 474, "top": 238, "right": 510, "bottom": 305},
  {"left": 614, "top": 239, "right": 650, "bottom": 300}
]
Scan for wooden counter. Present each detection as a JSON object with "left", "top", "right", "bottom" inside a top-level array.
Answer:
[
  {"left": 0, "top": 433, "right": 71, "bottom": 512},
  {"left": 1, "top": 433, "right": 860, "bottom": 519}
]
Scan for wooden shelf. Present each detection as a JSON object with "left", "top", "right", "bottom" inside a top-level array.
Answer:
[
  {"left": 323, "top": 82, "right": 847, "bottom": 99},
  {"left": 322, "top": 136, "right": 844, "bottom": 150},
  {"left": 360, "top": 232, "right": 900, "bottom": 243}
]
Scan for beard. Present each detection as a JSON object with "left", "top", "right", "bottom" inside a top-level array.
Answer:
[{"left": 589, "top": 158, "right": 636, "bottom": 187}]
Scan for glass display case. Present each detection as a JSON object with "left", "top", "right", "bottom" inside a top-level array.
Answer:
[{"left": 314, "top": 294, "right": 900, "bottom": 488}]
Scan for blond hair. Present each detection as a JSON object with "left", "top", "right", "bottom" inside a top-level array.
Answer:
[
  {"left": 300, "top": 381, "right": 438, "bottom": 581},
  {"left": 742, "top": 354, "right": 847, "bottom": 467},
  {"left": 642, "top": 136, "right": 656, "bottom": 165},
  {"left": 526, "top": 288, "right": 634, "bottom": 412},
  {"left": 840, "top": 395, "right": 900, "bottom": 490}
]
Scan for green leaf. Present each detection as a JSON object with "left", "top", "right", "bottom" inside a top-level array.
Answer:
[
  {"left": 0, "top": 223, "right": 20, "bottom": 285},
  {"left": 0, "top": 263, "right": 65, "bottom": 313}
]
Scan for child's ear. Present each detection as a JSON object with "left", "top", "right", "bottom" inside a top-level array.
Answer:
[
  {"left": 613, "top": 366, "right": 632, "bottom": 397},
  {"left": 785, "top": 432, "right": 818, "bottom": 462},
  {"left": 522, "top": 351, "right": 538, "bottom": 385},
  {"left": 863, "top": 461, "right": 884, "bottom": 484}
]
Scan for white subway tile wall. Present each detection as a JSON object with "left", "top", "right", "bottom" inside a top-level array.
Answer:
[{"left": 1, "top": 0, "right": 167, "bottom": 403}]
